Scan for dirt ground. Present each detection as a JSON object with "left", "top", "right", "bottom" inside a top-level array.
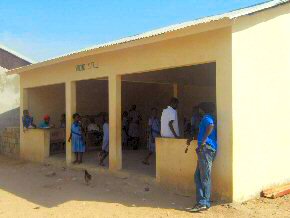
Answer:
[{"left": 0, "top": 155, "right": 289, "bottom": 218}]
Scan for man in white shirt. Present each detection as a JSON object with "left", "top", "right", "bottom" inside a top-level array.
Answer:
[{"left": 161, "top": 98, "right": 180, "bottom": 138}]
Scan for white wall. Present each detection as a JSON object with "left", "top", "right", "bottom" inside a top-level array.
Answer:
[{"left": 0, "top": 67, "right": 19, "bottom": 114}]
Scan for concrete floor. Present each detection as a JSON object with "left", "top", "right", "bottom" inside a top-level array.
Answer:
[{"left": 48, "top": 149, "right": 156, "bottom": 178}]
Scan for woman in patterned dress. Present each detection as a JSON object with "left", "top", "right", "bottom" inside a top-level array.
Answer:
[{"left": 68, "top": 113, "right": 85, "bottom": 164}]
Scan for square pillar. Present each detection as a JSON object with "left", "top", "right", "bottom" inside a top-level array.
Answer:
[
  {"left": 65, "top": 81, "right": 76, "bottom": 164},
  {"left": 214, "top": 58, "right": 233, "bottom": 201},
  {"left": 20, "top": 87, "right": 28, "bottom": 159},
  {"left": 108, "top": 74, "right": 122, "bottom": 171}
]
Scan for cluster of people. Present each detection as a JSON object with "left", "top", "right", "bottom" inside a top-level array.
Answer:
[
  {"left": 22, "top": 110, "right": 110, "bottom": 165},
  {"left": 122, "top": 105, "right": 142, "bottom": 150},
  {"left": 22, "top": 110, "right": 65, "bottom": 130},
  {"left": 68, "top": 112, "right": 109, "bottom": 165},
  {"left": 22, "top": 97, "right": 217, "bottom": 212}
]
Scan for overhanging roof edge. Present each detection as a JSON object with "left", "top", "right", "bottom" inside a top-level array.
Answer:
[{"left": 7, "top": 0, "right": 289, "bottom": 75}]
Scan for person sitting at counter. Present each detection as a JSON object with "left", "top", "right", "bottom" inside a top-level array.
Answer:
[
  {"left": 161, "top": 97, "right": 180, "bottom": 138},
  {"left": 187, "top": 102, "right": 217, "bottom": 213},
  {"left": 142, "top": 108, "right": 160, "bottom": 165},
  {"left": 39, "top": 115, "right": 55, "bottom": 129},
  {"left": 22, "top": 110, "right": 36, "bottom": 129}
]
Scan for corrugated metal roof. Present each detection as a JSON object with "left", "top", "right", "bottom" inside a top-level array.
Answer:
[
  {"left": 0, "top": 44, "right": 34, "bottom": 64},
  {"left": 8, "top": 0, "right": 289, "bottom": 74}
]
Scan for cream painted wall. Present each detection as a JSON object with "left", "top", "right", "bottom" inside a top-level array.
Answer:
[
  {"left": 156, "top": 138, "right": 221, "bottom": 200},
  {"left": 76, "top": 80, "right": 108, "bottom": 115},
  {"left": 232, "top": 4, "right": 290, "bottom": 201},
  {"left": 28, "top": 84, "right": 65, "bottom": 127},
  {"left": 19, "top": 27, "right": 233, "bottom": 200},
  {"left": 21, "top": 129, "right": 50, "bottom": 162}
]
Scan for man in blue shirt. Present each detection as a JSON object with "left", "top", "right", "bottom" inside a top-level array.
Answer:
[
  {"left": 22, "top": 110, "right": 36, "bottom": 129},
  {"left": 187, "top": 102, "right": 217, "bottom": 212}
]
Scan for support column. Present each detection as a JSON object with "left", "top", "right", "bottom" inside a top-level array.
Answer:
[
  {"left": 65, "top": 81, "right": 76, "bottom": 164},
  {"left": 20, "top": 87, "right": 28, "bottom": 159},
  {"left": 173, "top": 83, "right": 178, "bottom": 98},
  {"left": 20, "top": 88, "right": 28, "bottom": 129},
  {"left": 109, "top": 74, "right": 122, "bottom": 171}
]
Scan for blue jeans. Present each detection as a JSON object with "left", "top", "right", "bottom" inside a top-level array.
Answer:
[{"left": 194, "top": 145, "right": 216, "bottom": 208}]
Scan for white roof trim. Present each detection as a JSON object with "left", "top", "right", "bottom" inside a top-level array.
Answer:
[
  {"left": 0, "top": 44, "right": 34, "bottom": 64},
  {"left": 8, "top": 0, "right": 289, "bottom": 74}
]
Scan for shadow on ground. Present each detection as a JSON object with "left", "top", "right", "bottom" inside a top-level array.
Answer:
[{"left": 0, "top": 154, "right": 197, "bottom": 211}]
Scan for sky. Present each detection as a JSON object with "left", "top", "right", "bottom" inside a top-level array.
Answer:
[{"left": 0, "top": 0, "right": 268, "bottom": 62}]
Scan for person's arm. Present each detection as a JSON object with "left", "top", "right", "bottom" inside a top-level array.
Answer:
[
  {"left": 169, "top": 120, "right": 179, "bottom": 138},
  {"left": 201, "top": 124, "right": 214, "bottom": 146},
  {"left": 187, "top": 134, "right": 194, "bottom": 145},
  {"left": 68, "top": 132, "right": 72, "bottom": 142}
]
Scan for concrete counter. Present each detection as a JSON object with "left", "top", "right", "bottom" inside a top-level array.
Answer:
[
  {"left": 21, "top": 128, "right": 65, "bottom": 163},
  {"left": 21, "top": 128, "right": 50, "bottom": 162},
  {"left": 156, "top": 137, "right": 198, "bottom": 195}
]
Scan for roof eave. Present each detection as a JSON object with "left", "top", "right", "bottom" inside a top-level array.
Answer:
[{"left": 7, "top": 18, "right": 232, "bottom": 75}]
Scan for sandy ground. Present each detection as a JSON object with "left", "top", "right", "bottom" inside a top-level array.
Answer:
[{"left": 0, "top": 155, "right": 289, "bottom": 218}]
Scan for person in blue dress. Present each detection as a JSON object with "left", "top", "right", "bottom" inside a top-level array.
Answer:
[
  {"left": 68, "top": 113, "right": 85, "bottom": 164},
  {"left": 142, "top": 108, "right": 160, "bottom": 165}
]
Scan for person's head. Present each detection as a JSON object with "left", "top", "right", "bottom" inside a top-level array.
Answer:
[
  {"left": 198, "top": 102, "right": 216, "bottom": 116},
  {"left": 131, "top": 105, "right": 137, "bottom": 111},
  {"left": 72, "top": 113, "right": 81, "bottom": 122},
  {"left": 123, "top": 111, "right": 128, "bottom": 117},
  {"left": 169, "top": 97, "right": 179, "bottom": 110},
  {"left": 43, "top": 114, "right": 50, "bottom": 123},
  {"left": 23, "top": 110, "right": 29, "bottom": 116},
  {"left": 151, "top": 107, "right": 158, "bottom": 118}
]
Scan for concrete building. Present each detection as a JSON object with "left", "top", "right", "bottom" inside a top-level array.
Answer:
[
  {"left": 0, "top": 46, "right": 32, "bottom": 158},
  {"left": 8, "top": 0, "right": 290, "bottom": 202},
  {"left": 0, "top": 45, "right": 32, "bottom": 130}
]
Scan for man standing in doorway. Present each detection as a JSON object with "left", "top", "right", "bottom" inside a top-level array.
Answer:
[
  {"left": 161, "top": 97, "right": 180, "bottom": 138},
  {"left": 187, "top": 102, "right": 217, "bottom": 212}
]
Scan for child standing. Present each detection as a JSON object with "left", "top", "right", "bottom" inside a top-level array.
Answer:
[
  {"left": 143, "top": 108, "right": 160, "bottom": 165},
  {"left": 68, "top": 113, "right": 85, "bottom": 164},
  {"left": 99, "top": 113, "right": 109, "bottom": 166}
]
